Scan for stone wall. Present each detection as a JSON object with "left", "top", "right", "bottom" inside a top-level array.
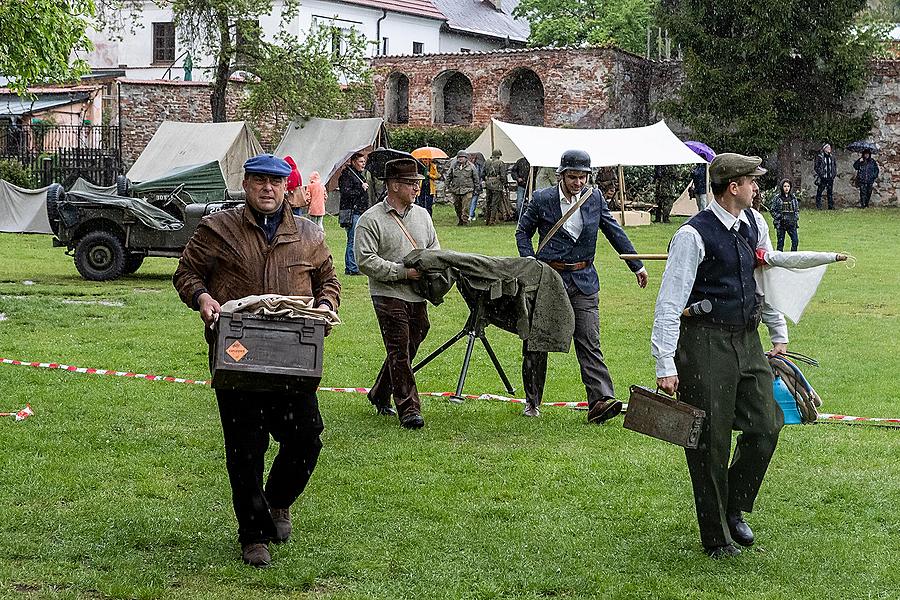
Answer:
[
  {"left": 117, "top": 79, "right": 283, "bottom": 168},
  {"left": 372, "top": 47, "right": 652, "bottom": 129}
]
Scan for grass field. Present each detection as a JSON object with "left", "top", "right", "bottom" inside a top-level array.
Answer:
[{"left": 1, "top": 204, "right": 898, "bottom": 599}]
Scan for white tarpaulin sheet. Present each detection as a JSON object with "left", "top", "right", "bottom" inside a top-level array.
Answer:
[
  {"left": 466, "top": 119, "right": 706, "bottom": 168},
  {"left": 755, "top": 251, "right": 843, "bottom": 323},
  {"left": 0, "top": 180, "right": 51, "bottom": 233},
  {"left": 274, "top": 117, "right": 387, "bottom": 191},
  {"left": 127, "top": 121, "right": 263, "bottom": 189}
]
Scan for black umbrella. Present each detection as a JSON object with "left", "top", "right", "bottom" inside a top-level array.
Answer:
[{"left": 847, "top": 141, "right": 878, "bottom": 154}]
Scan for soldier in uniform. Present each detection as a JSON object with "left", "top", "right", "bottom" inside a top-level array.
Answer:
[
  {"left": 516, "top": 149, "right": 648, "bottom": 420},
  {"left": 445, "top": 151, "right": 479, "bottom": 225},
  {"left": 651, "top": 153, "right": 789, "bottom": 558},
  {"left": 483, "top": 149, "right": 509, "bottom": 225}
]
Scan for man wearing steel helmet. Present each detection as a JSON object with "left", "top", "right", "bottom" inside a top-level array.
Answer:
[
  {"left": 173, "top": 153, "right": 341, "bottom": 568},
  {"left": 515, "top": 149, "right": 648, "bottom": 421},
  {"left": 651, "top": 153, "right": 788, "bottom": 559}
]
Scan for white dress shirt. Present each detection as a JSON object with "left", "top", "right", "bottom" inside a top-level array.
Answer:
[
  {"left": 558, "top": 185, "right": 585, "bottom": 240},
  {"left": 650, "top": 201, "right": 788, "bottom": 378}
]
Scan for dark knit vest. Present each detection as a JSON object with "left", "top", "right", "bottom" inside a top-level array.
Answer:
[{"left": 685, "top": 209, "right": 759, "bottom": 326}]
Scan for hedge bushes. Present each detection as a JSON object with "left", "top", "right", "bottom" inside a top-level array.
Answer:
[
  {"left": 387, "top": 126, "right": 482, "bottom": 157},
  {"left": 0, "top": 159, "right": 36, "bottom": 188}
]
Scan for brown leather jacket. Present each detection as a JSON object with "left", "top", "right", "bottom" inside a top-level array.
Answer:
[{"left": 173, "top": 202, "right": 341, "bottom": 319}]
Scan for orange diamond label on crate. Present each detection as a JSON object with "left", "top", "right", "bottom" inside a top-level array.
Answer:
[{"left": 226, "top": 341, "right": 248, "bottom": 361}]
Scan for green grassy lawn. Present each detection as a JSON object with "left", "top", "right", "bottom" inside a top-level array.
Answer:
[{"left": 0, "top": 204, "right": 898, "bottom": 599}]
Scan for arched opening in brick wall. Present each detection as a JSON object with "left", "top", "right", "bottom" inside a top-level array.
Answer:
[
  {"left": 432, "top": 70, "right": 473, "bottom": 125},
  {"left": 499, "top": 68, "right": 545, "bottom": 126},
  {"left": 384, "top": 72, "right": 409, "bottom": 124}
]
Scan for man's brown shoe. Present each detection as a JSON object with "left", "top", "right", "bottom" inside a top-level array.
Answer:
[
  {"left": 241, "top": 542, "right": 271, "bottom": 567},
  {"left": 587, "top": 398, "right": 623, "bottom": 424},
  {"left": 271, "top": 507, "right": 292, "bottom": 543}
]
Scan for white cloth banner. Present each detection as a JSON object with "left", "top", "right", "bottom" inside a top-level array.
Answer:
[{"left": 755, "top": 251, "right": 842, "bottom": 324}]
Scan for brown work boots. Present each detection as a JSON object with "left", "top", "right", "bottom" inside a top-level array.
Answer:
[
  {"left": 241, "top": 542, "right": 271, "bottom": 568},
  {"left": 271, "top": 507, "right": 292, "bottom": 543}
]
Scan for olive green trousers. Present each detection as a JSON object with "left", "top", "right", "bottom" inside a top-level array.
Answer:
[{"left": 675, "top": 321, "right": 784, "bottom": 548}]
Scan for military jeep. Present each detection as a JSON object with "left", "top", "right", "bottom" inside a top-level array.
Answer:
[{"left": 46, "top": 183, "right": 245, "bottom": 281}]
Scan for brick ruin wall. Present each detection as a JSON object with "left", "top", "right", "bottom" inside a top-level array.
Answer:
[
  {"left": 116, "top": 51, "right": 898, "bottom": 206},
  {"left": 118, "top": 79, "right": 283, "bottom": 168},
  {"left": 372, "top": 47, "right": 652, "bottom": 129}
]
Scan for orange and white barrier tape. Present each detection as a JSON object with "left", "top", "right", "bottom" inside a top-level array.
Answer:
[{"left": 2, "top": 357, "right": 898, "bottom": 422}]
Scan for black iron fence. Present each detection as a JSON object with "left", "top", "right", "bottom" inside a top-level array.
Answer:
[{"left": 0, "top": 123, "right": 122, "bottom": 187}]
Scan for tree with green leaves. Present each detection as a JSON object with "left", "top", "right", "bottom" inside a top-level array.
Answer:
[
  {"left": 0, "top": 0, "right": 95, "bottom": 96},
  {"left": 659, "top": 0, "right": 885, "bottom": 168},
  {"left": 513, "top": 0, "right": 657, "bottom": 55},
  {"left": 242, "top": 26, "right": 373, "bottom": 127}
]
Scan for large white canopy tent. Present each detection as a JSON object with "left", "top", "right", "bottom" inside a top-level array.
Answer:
[
  {"left": 466, "top": 119, "right": 706, "bottom": 222},
  {"left": 126, "top": 121, "right": 263, "bottom": 189}
]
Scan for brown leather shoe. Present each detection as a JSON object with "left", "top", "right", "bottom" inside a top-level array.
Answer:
[
  {"left": 587, "top": 398, "right": 623, "bottom": 424},
  {"left": 241, "top": 542, "right": 271, "bottom": 567},
  {"left": 271, "top": 507, "right": 292, "bottom": 543}
]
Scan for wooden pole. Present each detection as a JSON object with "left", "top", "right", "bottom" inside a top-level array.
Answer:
[
  {"left": 619, "top": 253, "right": 668, "bottom": 261},
  {"left": 617, "top": 164, "right": 626, "bottom": 224},
  {"left": 489, "top": 119, "right": 495, "bottom": 154}
]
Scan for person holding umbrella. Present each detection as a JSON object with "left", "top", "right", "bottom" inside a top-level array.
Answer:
[
  {"left": 853, "top": 148, "right": 879, "bottom": 208},
  {"left": 411, "top": 146, "right": 448, "bottom": 215}
]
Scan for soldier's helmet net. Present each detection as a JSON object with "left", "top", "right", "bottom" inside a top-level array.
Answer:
[{"left": 556, "top": 149, "right": 592, "bottom": 174}]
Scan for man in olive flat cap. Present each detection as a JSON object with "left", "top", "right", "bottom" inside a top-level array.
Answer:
[
  {"left": 651, "top": 152, "right": 789, "bottom": 559},
  {"left": 355, "top": 150, "right": 439, "bottom": 429},
  {"left": 174, "top": 153, "right": 341, "bottom": 568}
]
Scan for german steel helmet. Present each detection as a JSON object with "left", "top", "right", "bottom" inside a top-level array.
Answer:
[{"left": 556, "top": 149, "right": 592, "bottom": 174}]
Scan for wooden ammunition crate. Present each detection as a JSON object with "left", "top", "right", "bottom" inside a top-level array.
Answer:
[
  {"left": 623, "top": 385, "right": 706, "bottom": 449},
  {"left": 211, "top": 312, "right": 324, "bottom": 392}
]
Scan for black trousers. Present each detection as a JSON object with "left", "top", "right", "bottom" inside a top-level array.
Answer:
[
  {"left": 368, "top": 296, "right": 430, "bottom": 418},
  {"left": 776, "top": 225, "right": 799, "bottom": 251},
  {"left": 676, "top": 322, "right": 783, "bottom": 549},
  {"left": 815, "top": 179, "right": 834, "bottom": 209},
  {"left": 216, "top": 388, "right": 324, "bottom": 544},
  {"left": 522, "top": 285, "right": 614, "bottom": 408},
  {"left": 859, "top": 183, "right": 873, "bottom": 207}
]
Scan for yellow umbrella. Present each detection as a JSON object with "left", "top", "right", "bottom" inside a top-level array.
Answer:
[{"left": 411, "top": 146, "right": 448, "bottom": 160}]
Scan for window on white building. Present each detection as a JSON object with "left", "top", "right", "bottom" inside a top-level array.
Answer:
[
  {"left": 313, "top": 16, "right": 360, "bottom": 58},
  {"left": 152, "top": 22, "right": 176, "bottom": 64},
  {"left": 382, "top": 37, "right": 389, "bottom": 55},
  {"left": 460, "top": 48, "right": 471, "bottom": 53},
  {"left": 412, "top": 42, "right": 424, "bottom": 55}
]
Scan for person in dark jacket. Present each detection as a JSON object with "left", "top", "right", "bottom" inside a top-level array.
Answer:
[
  {"left": 512, "top": 156, "right": 531, "bottom": 218},
  {"left": 769, "top": 178, "right": 800, "bottom": 251},
  {"left": 691, "top": 164, "right": 709, "bottom": 210},
  {"left": 853, "top": 150, "right": 879, "bottom": 208},
  {"left": 814, "top": 143, "right": 836, "bottom": 210},
  {"left": 338, "top": 152, "right": 370, "bottom": 275},
  {"left": 515, "top": 149, "right": 648, "bottom": 420},
  {"left": 173, "top": 153, "right": 341, "bottom": 568}
]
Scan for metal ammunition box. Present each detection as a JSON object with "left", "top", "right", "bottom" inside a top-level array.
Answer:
[
  {"left": 624, "top": 385, "right": 706, "bottom": 449},
  {"left": 211, "top": 312, "right": 324, "bottom": 392}
]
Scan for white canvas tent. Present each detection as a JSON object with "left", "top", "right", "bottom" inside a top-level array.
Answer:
[
  {"left": 274, "top": 117, "right": 387, "bottom": 192},
  {"left": 466, "top": 119, "right": 706, "bottom": 168},
  {"left": 126, "top": 121, "right": 263, "bottom": 189},
  {"left": 0, "top": 180, "right": 52, "bottom": 233},
  {"left": 466, "top": 119, "right": 706, "bottom": 224}
]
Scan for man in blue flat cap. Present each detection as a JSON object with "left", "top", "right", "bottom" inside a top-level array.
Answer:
[{"left": 174, "top": 153, "right": 341, "bottom": 568}]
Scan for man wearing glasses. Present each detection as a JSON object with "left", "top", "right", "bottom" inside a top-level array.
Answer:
[
  {"left": 174, "top": 153, "right": 341, "bottom": 567},
  {"left": 355, "top": 149, "right": 440, "bottom": 429}
]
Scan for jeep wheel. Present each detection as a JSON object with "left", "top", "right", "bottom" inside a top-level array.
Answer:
[
  {"left": 123, "top": 253, "right": 144, "bottom": 275},
  {"left": 75, "top": 231, "right": 126, "bottom": 281},
  {"left": 46, "top": 183, "right": 65, "bottom": 229},
  {"left": 116, "top": 175, "right": 131, "bottom": 197}
]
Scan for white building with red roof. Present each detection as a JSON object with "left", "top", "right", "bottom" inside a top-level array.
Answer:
[{"left": 85, "top": 0, "right": 529, "bottom": 81}]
